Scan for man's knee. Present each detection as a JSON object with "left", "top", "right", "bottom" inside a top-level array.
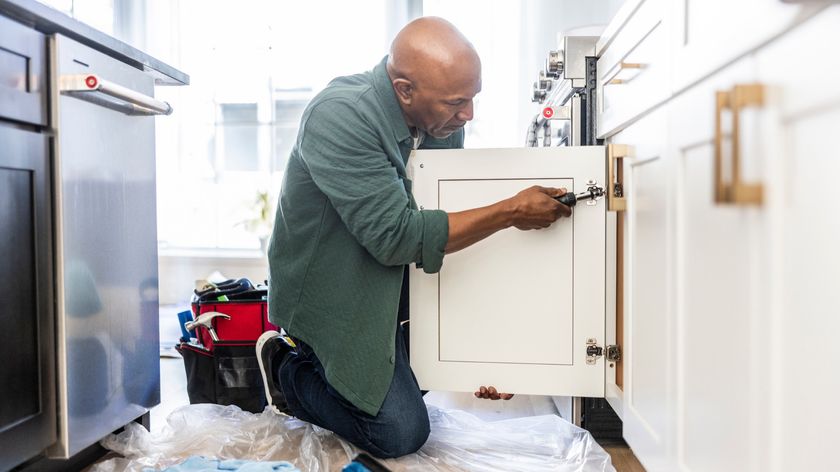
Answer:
[{"left": 366, "top": 408, "right": 430, "bottom": 459}]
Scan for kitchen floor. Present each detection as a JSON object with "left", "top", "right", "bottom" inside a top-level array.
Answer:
[{"left": 150, "top": 305, "right": 644, "bottom": 471}]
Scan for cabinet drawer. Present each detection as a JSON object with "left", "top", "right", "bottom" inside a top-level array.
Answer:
[
  {"left": 0, "top": 15, "right": 47, "bottom": 126},
  {"left": 671, "top": 0, "right": 804, "bottom": 93},
  {"left": 596, "top": 0, "right": 670, "bottom": 138}
]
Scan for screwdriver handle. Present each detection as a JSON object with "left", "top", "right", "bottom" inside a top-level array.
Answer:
[{"left": 555, "top": 192, "right": 577, "bottom": 207}]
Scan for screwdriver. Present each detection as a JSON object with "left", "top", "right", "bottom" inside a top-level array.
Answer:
[{"left": 554, "top": 185, "right": 605, "bottom": 207}]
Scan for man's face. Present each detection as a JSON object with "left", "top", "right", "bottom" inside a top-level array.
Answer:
[{"left": 411, "top": 70, "right": 481, "bottom": 139}]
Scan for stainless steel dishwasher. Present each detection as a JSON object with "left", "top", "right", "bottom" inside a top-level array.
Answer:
[{"left": 49, "top": 33, "right": 171, "bottom": 458}]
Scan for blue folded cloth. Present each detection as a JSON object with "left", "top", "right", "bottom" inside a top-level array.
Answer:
[
  {"left": 341, "top": 463, "right": 371, "bottom": 472},
  {"left": 151, "top": 456, "right": 300, "bottom": 472}
]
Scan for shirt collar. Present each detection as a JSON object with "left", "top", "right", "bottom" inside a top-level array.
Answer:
[{"left": 372, "top": 56, "right": 413, "bottom": 144}]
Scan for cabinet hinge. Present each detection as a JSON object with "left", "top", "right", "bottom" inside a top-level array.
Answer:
[
  {"left": 606, "top": 344, "right": 621, "bottom": 362},
  {"left": 586, "top": 338, "right": 602, "bottom": 365},
  {"left": 607, "top": 144, "right": 633, "bottom": 212},
  {"left": 586, "top": 338, "right": 621, "bottom": 364}
]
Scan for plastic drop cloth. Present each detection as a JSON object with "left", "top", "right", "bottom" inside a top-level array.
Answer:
[{"left": 92, "top": 403, "right": 614, "bottom": 472}]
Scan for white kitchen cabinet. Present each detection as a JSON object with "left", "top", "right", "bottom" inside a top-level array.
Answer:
[
  {"left": 408, "top": 146, "right": 614, "bottom": 398},
  {"left": 597, "top": 4, "right": 839, "bottom": 470}
]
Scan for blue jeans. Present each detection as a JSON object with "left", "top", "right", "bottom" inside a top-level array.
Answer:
[{"left": 278, "top": 324, "right": 430, "bottom": 459}]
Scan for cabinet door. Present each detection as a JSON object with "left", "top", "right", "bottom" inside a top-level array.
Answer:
[
  {"left": 0, "top": 125, "right": 55, "bottom": 470},
  {"left": 409, "top": 146, "right": 607, "bottom": 398},
  {"left": 669, "top": 57, "right": 769, "bottom": 472},
  {"left": 610, "top": 108, "right": 676, "bottom": 471},
  {"left": 754, "top": 8, "right": 840, "bottom": 471}
]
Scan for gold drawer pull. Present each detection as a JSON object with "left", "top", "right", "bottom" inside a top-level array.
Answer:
[
  {"left": 606, "top": 62, "right": 646, "bottom": 85},
  {"left": 714, "top": 84, "right": 765, "bottom": 205}
]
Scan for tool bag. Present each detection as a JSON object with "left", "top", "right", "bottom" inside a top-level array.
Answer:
[{"left": 176, "top": 279, "right": 279, "bottom": 413}]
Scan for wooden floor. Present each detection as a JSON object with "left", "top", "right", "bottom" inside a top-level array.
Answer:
[{"left": 604, "top": 442, "right": 646, "bottom": 472}]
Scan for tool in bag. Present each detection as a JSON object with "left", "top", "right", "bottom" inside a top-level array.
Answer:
[{"left": 176, "top": 278, "right": 279, "bottom": 413}]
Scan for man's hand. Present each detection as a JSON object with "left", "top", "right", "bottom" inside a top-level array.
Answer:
[
  {"left": 507, "top": 186, "right": 572, "bottom": 230},
  {"left": 474, "top": 386, "right": 514, "bottom": 400},
  {"left": 445, "top": 186, "right": 572, "bottom": 254}
]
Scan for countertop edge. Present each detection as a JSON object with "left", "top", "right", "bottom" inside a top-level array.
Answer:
[{"left": 0, "top": 0, "right": 189, "bottom": 85}]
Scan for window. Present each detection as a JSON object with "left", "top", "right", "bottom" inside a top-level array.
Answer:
[
  {"left": 273, "top": 90, "right": 311, "bottom": 173},
  {"left": 218, "top": 103, "right": 259, "bottom": 172},
  {"left": 145, "top": 0, "right": 398, "bottom": 253}
]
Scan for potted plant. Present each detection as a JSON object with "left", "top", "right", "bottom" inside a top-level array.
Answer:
[{"left": 238, "top": 190, "right": 274, "bottom": 254}]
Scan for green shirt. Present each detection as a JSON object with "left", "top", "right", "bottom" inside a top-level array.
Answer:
[{"left": 268, "top": 56, "right": 463, "bottom": 416}]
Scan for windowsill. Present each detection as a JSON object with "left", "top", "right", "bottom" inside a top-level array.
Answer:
[{"left": 158, "top": 247, "right": 267, "bottom": 260}]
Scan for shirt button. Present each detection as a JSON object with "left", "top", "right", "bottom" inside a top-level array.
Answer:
[{"left": 389, "top": 354, "right": 395, "bottom": 364}]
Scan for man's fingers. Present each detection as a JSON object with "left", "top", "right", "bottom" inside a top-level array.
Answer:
[
  {"left": 476, "top": 386, "right": 514, "bottom": 400},
  {"left": 538, "top": 186, "right": 567, "bottom": 198},
  {"left": 556, "top": 202, "right": 572, "bottom": 217}
]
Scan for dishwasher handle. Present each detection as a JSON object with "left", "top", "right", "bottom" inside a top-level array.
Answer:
[{"left": 59, "top": 74, "right": 173, "bottom": 116}]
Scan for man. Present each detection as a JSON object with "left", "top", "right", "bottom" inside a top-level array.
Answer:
[{"left": 257, "top": 17, "right": 572, "bottom": 458}]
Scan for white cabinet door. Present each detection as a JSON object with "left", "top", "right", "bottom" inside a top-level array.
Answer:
[
  {"left": 753, "top": 8, "right": 840, "bottom": 471},
  {"left": 669, "top": 57, "right": 769, "bottom": 472},
  {"left": 409, "top": 146, "right": 608, "bottom": 398},
  {"left": 610, "top": 107, "right": 676, "bottom": 471}
]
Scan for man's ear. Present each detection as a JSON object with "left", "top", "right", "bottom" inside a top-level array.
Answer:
[{"left": 393, "top": 78, "right": 414, "bottom": 106}]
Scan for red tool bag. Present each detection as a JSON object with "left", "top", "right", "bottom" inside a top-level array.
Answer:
[
  {"left": 176, "top": 279, "right": 278, "bottom": 413},
  {"left": 190, "top": 300, "right": 279, "bottom": 351}
]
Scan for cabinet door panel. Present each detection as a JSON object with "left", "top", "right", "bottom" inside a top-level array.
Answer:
[
  {"left": 679, "top": 143, "right": 755, "bottom": 472},
  {"left": 409, "top": 146, "right": 607, "bottom": 398},
  {"left": 0, "top": 125, "right": 55, "bottom": 470},
  {"left": 614, "top": 108, "right": 675, "bottom": 471},
  {"left": 0, "top": 168, "right": 39, "bottom": 425},
  {"left": 669, "top": 58, "right": 763, "bottom": 472},
  {"left": 439, "top": 178, "right": 574, "bottom": 365}
]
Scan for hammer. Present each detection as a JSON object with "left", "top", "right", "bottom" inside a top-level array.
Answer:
[{"left": 185, "top": 311, "right": 230, "bottom": 342}]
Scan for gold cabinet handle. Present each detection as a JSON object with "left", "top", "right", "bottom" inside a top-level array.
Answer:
[
  {"left": 713, "top": 84, "right": 765, "bottom": 205},
  {"left": 606, "top": 62, "right": 646, "bottom": 85}
]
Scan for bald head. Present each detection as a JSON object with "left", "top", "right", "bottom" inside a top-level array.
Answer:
[
  {"left": 386, "top": 17, "right": 481, "bottom": 139},
  {"left": 388, "top": 17, "right": 479, "bottom": 82}
]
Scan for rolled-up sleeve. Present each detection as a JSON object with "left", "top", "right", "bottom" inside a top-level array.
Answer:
[
  {"left": 298, "top": 98, "right": 449, "bottom": 273},
  {"left": 416, "top": 209, "right": 448, "bottom": 273}
]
